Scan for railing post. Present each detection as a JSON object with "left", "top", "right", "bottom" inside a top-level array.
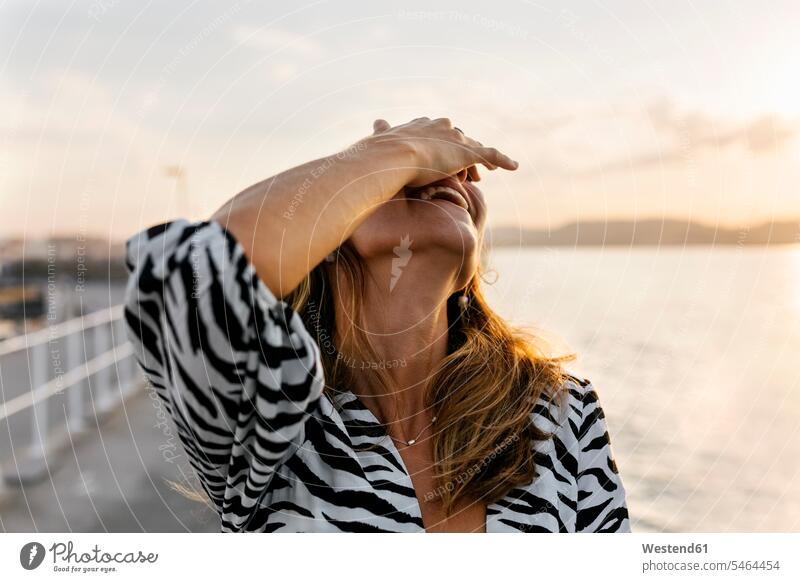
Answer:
[
  {"left": 29, "top": 342, "right": 48, "bottom": 459},
  {"left": 94, "top": 322, "right": 114, "bottom": 414},
  {"left": 66, "top": 329, "right": 85, "bottom": 432},
  {"left": 114, "top": 317, "right": 129, "bottom": 396},
  {"left": 1, "top": 306, "right": 136, "bottom": 487}
]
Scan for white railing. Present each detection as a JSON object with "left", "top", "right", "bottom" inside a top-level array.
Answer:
[{"left": 0, "top": 305, "right": 141, "bottom": 487}]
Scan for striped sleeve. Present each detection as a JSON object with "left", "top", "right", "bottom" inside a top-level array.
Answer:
[
  {"left": 122, "top": 219, "right": 324, "bottom": 531},
  {"left": 574, "top": 382, "right": 631, "bottom": 532}
]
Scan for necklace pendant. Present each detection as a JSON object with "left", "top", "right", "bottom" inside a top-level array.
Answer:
[{"left": 407, "top": 439, "right": 416, "bottom": 445}]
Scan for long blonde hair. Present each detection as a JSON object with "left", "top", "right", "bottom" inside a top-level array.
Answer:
[
  {"left": 285, "top": 240, "right": 573, "bottom": 515},
  {"left": 170, "top": 240, "right": 573, "bottom": 515}
]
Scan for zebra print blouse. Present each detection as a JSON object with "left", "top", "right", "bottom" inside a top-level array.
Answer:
[{"left": 123, "top": 219, "right": 631, "bottom": 533}]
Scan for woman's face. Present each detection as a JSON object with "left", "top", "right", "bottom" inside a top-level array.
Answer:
[{"left": 347, "top": 168, "right": 487, "bottom": 290}]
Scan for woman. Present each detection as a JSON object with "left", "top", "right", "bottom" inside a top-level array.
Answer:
[{"left": 123, "top": 117, "right": 630, "bottom": 533}]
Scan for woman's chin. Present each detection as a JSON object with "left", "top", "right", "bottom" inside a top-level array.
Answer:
[
  {"left": 412, "top": 222, "right": 479, "bottom": 264},
  {"left": 349, "top": 199, "right": 481, "bottom": 264}
]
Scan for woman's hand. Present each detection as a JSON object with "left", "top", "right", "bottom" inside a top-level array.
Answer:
[{"left": 367, "top": 117, "right": 519, "bottom": 187}]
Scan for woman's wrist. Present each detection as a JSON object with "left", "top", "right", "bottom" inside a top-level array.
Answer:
[{"left": 352, "top": 135, "right": 419, "bottom": 197}]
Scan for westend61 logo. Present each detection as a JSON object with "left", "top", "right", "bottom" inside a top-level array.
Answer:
[{"left": 19, "top": 540, "right": 158, "bottom": 574}]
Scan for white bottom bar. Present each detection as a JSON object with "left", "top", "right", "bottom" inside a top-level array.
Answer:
[{"left": 1, "top": 533, "right": 798, "bottom": 580}]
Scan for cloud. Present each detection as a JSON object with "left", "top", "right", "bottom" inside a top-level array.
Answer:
[
  {"left": 231, "top": 25, "right": 321, "bottom": 55},
  {"left": 649, "top": 100, "right": 796, "bottom": 153},
  {"left": 580, "top": 100, "right": 798, "bottom": 175}
]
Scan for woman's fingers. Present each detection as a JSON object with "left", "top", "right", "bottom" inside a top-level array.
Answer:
[
  {"left": 474, "top": 146, "right": 518, "bottom": 171},
  {"left": 449, "top": 125, "right": 518, "bottom": 172},
  {"left": 372, "top": 118, "right": 391, "bottom": 134},
  {"left": 380, "top": 116, "right": 517, "bottom": 184}
]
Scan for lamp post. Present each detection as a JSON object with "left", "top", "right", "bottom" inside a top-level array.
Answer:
[{"left": 163, "top": 165, "right": 191, "bottom": 217}]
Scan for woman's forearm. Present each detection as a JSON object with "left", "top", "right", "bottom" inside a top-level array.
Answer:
[{"left": 211, "top": 138, "right": 417, "bottom": 298}]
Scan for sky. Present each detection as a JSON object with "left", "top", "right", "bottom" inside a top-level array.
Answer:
[{"left": 1, "top": 0, "right": 798, "bottom": 240}]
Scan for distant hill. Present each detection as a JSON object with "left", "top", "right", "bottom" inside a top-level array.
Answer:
[{"left": 489, "top": 219, "right": 800, "bottom": 247}]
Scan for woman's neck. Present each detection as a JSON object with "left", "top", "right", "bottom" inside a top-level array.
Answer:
[{"left": 332, "top": 255, "right": 457, "bottom": 427}]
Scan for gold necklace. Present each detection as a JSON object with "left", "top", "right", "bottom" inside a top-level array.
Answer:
[{"left": 388, "top": 416, "right": 438, "bottom": 447}]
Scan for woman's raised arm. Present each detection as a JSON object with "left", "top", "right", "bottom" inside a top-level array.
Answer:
[{"left": 211, "top": 117, "right": 518, "bottom": 298}]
